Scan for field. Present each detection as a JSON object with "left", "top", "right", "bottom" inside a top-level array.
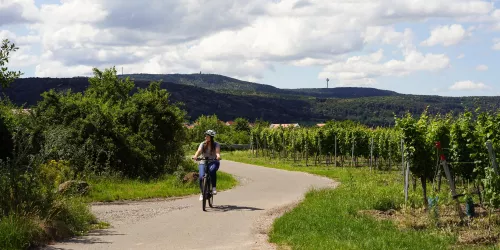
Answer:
[{"left": 224, "top": 151, "right": 500, "bottom": 249}]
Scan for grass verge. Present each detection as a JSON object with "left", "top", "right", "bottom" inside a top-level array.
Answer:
[
  {"left": 87, "top": 171, "right": 237, "bottom": 202},
  {"left": 224, "top": 151, "right": 500, "bottom": 250}
]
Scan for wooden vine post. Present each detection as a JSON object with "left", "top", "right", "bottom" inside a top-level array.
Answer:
[
  {"left": 370, "top": 137, "right": 373, "bottom": 171},
  {"left": 351, "top": 137, "right": 355, "bottom": 167},
  {"left": 436, "top": 141, "right": 465, "bottom": 221},
  {"left": 486, "top": 141, "right": 499, "bottom": 174},
  {"left": 405, "top": 161, "right": 410, "bottom": 204},
  {"left": 335, "top": 135, "right": 337, "bottom": 168},
  {"left": 401, "top": 138, "right": 404, "bottom": 176}
]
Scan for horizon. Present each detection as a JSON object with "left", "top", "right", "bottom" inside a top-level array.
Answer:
[
  {"left": 2, "top": 0, "right": 500, "bottom": 97},
  {"left": 15, "top": 72, "right": 497, "bottom": 98}
]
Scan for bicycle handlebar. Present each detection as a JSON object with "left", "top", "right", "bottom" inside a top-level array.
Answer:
[{"left": 192, "top": 157, "right": 219, "bottom": 161}]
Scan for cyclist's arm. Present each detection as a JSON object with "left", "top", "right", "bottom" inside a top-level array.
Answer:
[
  {"left": 193, "top": 143, "right": 203, "bottom": 159},
  {"left": 216, "top": 143, "right": 221, "bottom": 160}
]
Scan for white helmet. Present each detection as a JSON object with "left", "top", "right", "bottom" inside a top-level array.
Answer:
[{"left": 205, "top": 129, "right": 216, "bottom": 137}]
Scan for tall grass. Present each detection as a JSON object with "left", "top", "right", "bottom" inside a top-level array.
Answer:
[
  {"left": 0, "top": 214, "right": 44, "bottom": 250},
  {"left": 0, "top": 197, "right": 98, "bottom": 250}
]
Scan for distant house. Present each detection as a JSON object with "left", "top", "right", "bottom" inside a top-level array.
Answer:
[
  {"left": 269, "top": 123, "right": 300, "bottom": 129},
  {"left": 316, "top": 123, "right": 326, "bottom": 127},
  {"left": 225, "top": 121, "right": 235, "bottom": 126},
  {"left": 11, "top": 108, "right": 31, "bottom": 115}
]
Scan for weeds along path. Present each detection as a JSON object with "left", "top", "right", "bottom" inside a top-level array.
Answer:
[{"left": 42, "top": 160, "right": 337, "bottom": 250}]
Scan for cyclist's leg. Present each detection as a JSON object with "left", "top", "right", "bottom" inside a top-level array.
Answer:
[
  {"left": 208, "top": 161, "right": 220, "bottom": 189},
  {"left": 198, "top": 163, "right": 206, "bottom": 193}
]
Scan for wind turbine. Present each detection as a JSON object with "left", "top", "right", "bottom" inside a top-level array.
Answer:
[{"left": 326, "top": 78, "right": 329, "bottom": 88}]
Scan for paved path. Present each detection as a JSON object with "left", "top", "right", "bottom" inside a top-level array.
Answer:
[{"left": 43, "top": 160, "right": 336, "bottom": 250}]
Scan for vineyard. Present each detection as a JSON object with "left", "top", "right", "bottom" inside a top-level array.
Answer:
[
  {"left": 250, "top": 120, "right": 401, "bottom": 169},
  {"left": 248, "top": 108, "right": 500, "bottom": 214}
]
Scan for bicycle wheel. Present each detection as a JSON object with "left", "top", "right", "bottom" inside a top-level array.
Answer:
[
  {"left": 202, "top": 175, "right": 208, "bottom": 211},
  {"left": 208, "top": 179, "right": 214, "bottom": 208}
]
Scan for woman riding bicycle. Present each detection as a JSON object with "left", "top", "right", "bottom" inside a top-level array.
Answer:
[{"left": 192, "top": 129, "right": 221, "bottom": 201}]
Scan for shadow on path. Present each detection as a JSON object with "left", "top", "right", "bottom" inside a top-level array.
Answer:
[
  {"left": 211, "top": 205, "right": 264, "bottom": 212},
  {"left": 38, "top": 230, "right": 124, "bottom": 249}
]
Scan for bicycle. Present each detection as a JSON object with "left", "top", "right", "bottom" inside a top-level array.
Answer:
[{"left": 193, "top": 156, "right": 219, "bottom": 211}]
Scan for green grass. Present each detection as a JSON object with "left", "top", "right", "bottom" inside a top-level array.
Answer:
[
  {"left": 224, "top": 151, "right": 499, "bottom": 250},
  {"left": 87, "top": 171, "right": 237, "bottom": 202},
  {"left": 0, "top": 197, "right": 100, "bottom": 250},
  {"left": 0, "top": 214, "right": 45, "bottom": 250}
]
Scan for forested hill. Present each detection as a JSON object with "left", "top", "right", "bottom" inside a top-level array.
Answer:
[
  {"left": 120, "top": 73, "right": 400, "bottom": 99},
  {"left": 2, "top": 76, "right": 500, "bottom": 126},
  {"left": 1, "top": 77, "right": 324, "bottom": 123}
]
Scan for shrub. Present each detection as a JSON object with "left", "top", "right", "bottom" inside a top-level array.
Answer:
[
  {"left": 39, "top": 160, "right": 73, "bottom": 190},
  {"left": 32, "top": 67, "right": 187, "bottom": 179},
  {"left": 0, "top": 112, "right": 13, "bottom": 160}
]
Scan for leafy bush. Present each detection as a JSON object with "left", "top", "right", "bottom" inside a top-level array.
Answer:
[
  {"left": 39, "top": 160, "right": 73, "bottom": 190},
  {"left": 0, "top": 112, "right": 13, "bottom": 160},
  {"left": 32, "top": 67, "right": 187, "bottom": 179},
  {"left": 0, "top": 127, "right": 54, "bottom": 217}
]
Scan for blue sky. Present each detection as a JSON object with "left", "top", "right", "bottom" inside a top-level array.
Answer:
[{"left": 2, "top": 0, "right": 500, "bottom": 96}]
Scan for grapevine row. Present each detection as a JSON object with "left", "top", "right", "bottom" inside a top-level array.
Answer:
[
  {"left": 249, "top": 121, "right": 403, "bottom": 168},
  {"left": 246, "top": 108, "right": 500, "bottom": 209}
]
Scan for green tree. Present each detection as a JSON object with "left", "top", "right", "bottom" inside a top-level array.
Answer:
[
  {"left": 191, "top": 114, "right": 227, "bottom": 142},
  {"left": 85, "top": 67, "right": 134, "bottom": 104},
  {"left": 234, "top": 117, "right": 250, "bottom": 132},
  {"left": 0, "top": 39, "right": 23, "bottom": 89},
  {"left": 0, "top": 39, "right": 22, "bottom": 160},
  {"left": 253, "top": 118, "right": 270, "bottom": 129}
]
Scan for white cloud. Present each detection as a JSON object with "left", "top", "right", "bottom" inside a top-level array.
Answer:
[
  {"left": 1, "top": 0, "right": 498, "bottom": 85},
  {"left": 35, "top": 61, "right": 94, "bottom": 77},
  {"left": 289, "top": 57, "right": 334, "bottom": 67},
  {"left": 9, "top": 46, "right": 39, "bottom": 68},
  {"left": 0, "top": 29, "right": 40, "bottom": 68},
  {"left": 363, "top": 26, "right": 414, "bottom": 49},
  {"left": 457, "top": 53, "right": 465, "bottom": 59},
  {"left": 318, "top": 48, "right": 450, "bottom": 86},
  {"left": 0, "top": 0, "right": 39, "bottom": 26},
  {"left": 449, "top": 80, "right": 491, "bottom": 90},
  {"left": 476, "top": 64, "right": 488, "bottom": 71},
  {"left": 490, "top": 9, "right": 500, "bottom": 30},
  {"left": 420, "top": 24, "right": 471, "bottom": 47},
  {"left": 0, "top": 30, "right": 39, "bottom": 46}
]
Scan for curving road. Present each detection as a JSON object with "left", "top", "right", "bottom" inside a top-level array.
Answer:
[{"left": 43, "top": 160, "right": 336, "bottom": 250}]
